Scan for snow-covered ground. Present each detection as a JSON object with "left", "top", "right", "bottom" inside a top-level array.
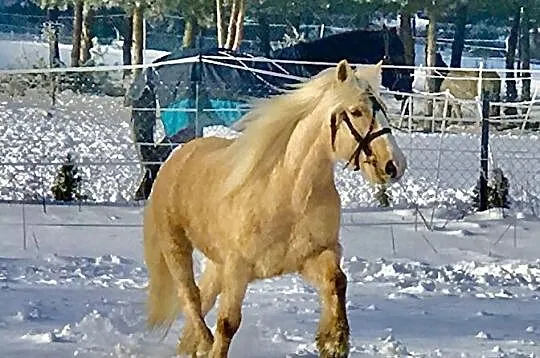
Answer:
[{"left": 2, "top": 202, "right": 540, "bottom": 358}]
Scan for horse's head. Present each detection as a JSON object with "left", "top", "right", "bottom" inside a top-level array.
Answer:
[
  {"left": 379, "top": 27, "right": 414, "bottom": 99},
  {"left": 328, "top": 60, "right": 407, "bottom": 184}
]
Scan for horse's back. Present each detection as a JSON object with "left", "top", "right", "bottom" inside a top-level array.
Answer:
[
  {"left": 441, "top": 70, "right": 501, "bottom": 99},
  {"left": 147, "top": 136, "right": 233, "bottom": 215}
]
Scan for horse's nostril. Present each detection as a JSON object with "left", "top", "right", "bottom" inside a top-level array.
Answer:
[{"left": 385, "top": 160, "right": 397, "bottom": 178}]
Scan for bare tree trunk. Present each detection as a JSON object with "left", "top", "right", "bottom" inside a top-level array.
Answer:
[
  {"left": 132, "top": 4, "right": 144, "bottom": 79},
  {"left": 399, "top": 8, "right": 415, "bottom": 66},
  {"left": 258, "top": 12, "right": 270, "bottom": 56},
  {"left": 506, "top": 6, "right": 520, "bottom": 102},
  {"left": 122, "top": 12, "right": 133, "bottom": 80},
  {"left": 450, "top": 1, "right": 468, "bottom": 68},
  {"left": 182, "top": 17, "right": 199, "bottom": 48},
  {"left": 216, "top": 0, "right": 226, "bottom": 47},
  {"left": 232, "top": 0, "right": 246, "bottom": 50},
  {"left": 520, "top": 4, "right": 531, "bottom": 102},
  {"left": 47, "top": 8, "right": 61, "bottom": 67},
  {"left": 399, "top": 8, "right": 415, "bottom": 116},
  {"left": 425, "top": 7, "right": 438, "bottom": 121},
  {"left": 224, "top": 0, "right": 239, "bottom": 49},
  {"left": 71, "top": 0, "right": 83, "bottom": 67},
  {"left": 80, "top": 3, "right": 94, "bottom": 65}
]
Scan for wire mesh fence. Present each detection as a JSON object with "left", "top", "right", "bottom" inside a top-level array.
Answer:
[{"left": 0, "top": 57, "right": 539, "bottom": 216}]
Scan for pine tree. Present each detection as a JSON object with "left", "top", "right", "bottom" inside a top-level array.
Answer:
[
  {"left": 51, "top": 153, "right": 87, "bottom": 202},
  {"left": 375, "top": 184, "right": 392, "bottom": 207},
  {"left": 488, "top": 168, "right": 510, "bottom": 208},
  {"left": 472, "top": 167, "right": 510, "bottom": 210}
]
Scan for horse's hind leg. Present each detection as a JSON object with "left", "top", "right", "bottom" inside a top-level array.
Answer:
[
  {"left": 178, "top": 260, "right": 222, "bottom": 355},
  {"left": 301, "top": 249, "right": 349, "bottom": 358},
  {"left": 160, "top": 229, "right": 214, "bottom": 356}
]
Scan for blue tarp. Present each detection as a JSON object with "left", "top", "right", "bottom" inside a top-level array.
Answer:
[
  {"left": 160, "top": 99, "right": 246, "bottom": 137},
  {"left": 160, "top": 99, "right": 192, "bottom": 137},
  {"left": 209, "top": 99, "right": 245, "bottom": 127}
]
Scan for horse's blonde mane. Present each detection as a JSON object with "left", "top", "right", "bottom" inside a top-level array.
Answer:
[
  {"left": 220, "top": 61, "right": 383, "bottom": 197},
  {"left": 221, "top": 67, "right": 339, "bottom": 196}
]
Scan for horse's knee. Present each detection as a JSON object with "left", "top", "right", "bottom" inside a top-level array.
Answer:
[
  {"left": 333, "top": 269, "right": 347, "bottom": 296},
  {"left": 217, "top": 315, "right": 241, "bottom": 341}
]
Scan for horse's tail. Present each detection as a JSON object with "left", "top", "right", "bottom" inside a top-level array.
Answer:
[{"left": 143, "top": 206, "right": 180, "bottom": 335}]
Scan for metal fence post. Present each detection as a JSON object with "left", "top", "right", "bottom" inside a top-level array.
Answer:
[
  {"left": 479, "top": 95, "right": 490, "bottom": 211},
  {"left": 194, "top": 29, "right": 203, "bottom": 138},
  {"left": 195, "top": 76, "right": 200, "bottom": 138}
]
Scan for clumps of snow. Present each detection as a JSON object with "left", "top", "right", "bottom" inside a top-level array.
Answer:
[
  {"left": 0, "top": 253, "right": 146, "bottom": 289},
  {"left": 387, "top": 292, "right": 421, "bottom": 300},
  {"left": 491, "top": 345, "right": 538, "bottom": 358},
  {"left": 38, "top": 309, "right": 147, "bottom": 355},
  {"left": 378, "top": 335, "right": 410, "bottom": 356},
  {"left": 70, "top": 310, "right": 116, "bottom": 338},
  {"left": 526, "top": 326, "right": 536, "bottom": 333},
  {"left": 342, "top": 257, "right": 540, "bottom": 298},
  {"left": 475, "top": 330, "right": 493, "bottom": 340},
  {"left": 476, "top": 310, "right": 496, "bottom": 317},
  {"left": 21, "top": 331, "right": 58, "bottom": 344},
  {"left": 364, "top": 304, "right": 380, "bottom": 311},
  {"left": 288, "top": 342, "right": 318, "bottom": 357},
  {"left": 10, "top": 301, "right": 49, "bottom": 322}
]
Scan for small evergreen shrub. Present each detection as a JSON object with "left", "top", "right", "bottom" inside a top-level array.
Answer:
[
  {"left": 51, "top": 153, "right": 88, "bottom": 202},
  {"left": 374, "top": 184, "right": 392, "bottom": 207},
  {"left": 472, "top": 167, "right": 510, "bottom": 210}
]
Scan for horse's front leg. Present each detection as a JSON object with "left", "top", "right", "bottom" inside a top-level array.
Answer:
[
  {"left": 301, "top": 249, "right": 350, "bottom": 358},
  {"left": 209, "top": 257, "right": 251, "bottom": 358}
]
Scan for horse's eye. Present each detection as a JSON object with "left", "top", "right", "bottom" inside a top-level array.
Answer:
[{"left": 350, "top": 109, "right": 363, "bottom": 117}]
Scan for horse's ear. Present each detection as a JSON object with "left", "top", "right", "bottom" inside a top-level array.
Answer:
[
  {"left": 355, "top": 61, "right": 383, "bottom": 93},
  {"left": 336, "top": 59, "right": 351, "bottom": 82},
  {"left": 374, "top": 60, "right": 383, "bottom": 75}
]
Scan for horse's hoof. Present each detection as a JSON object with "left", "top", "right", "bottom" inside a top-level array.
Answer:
[
  {"left": 318, "top": 343, "right": 350, "bottom": 358},
  {"left": 316, "top": 325, "right": 350, "bottom": 358}
]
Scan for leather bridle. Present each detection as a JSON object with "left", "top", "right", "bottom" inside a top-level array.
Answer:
[{"left": 330, "top": 95, "right": 392, "bottom": 171}]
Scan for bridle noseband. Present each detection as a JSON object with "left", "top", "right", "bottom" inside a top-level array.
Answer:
[{"left": 330, "top": 96, "right": 392, "bottom": 171}]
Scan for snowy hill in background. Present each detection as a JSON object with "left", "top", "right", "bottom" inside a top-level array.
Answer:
[{"left": 0, "top": 39, "right": 168, "bottom": 70}]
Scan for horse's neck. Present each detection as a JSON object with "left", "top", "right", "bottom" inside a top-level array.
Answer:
[{"left": 282, "top": 113, "right": 335, "bottom": 187}]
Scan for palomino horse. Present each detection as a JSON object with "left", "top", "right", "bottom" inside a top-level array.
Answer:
[
  {"left": 439, "top": 69, "right": 501, "bottom": 120},
  {"left": 143, "top": 60, "right": 407, "bottom": 358}
]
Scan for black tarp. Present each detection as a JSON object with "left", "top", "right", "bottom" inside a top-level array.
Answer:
[
  {"left": 127, "top": 29, "right": 412, "bottom": 199},
  {"left": 127, "top": 47, "right": 299, "bottom": 200}
]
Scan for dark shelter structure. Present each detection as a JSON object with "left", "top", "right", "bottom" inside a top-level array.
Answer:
[
  {"left": 127, "top": 28, "right": 413, "bottom": 200},
  {"left": 270, "top": 27, "right": 414, "bottom": 97}
]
